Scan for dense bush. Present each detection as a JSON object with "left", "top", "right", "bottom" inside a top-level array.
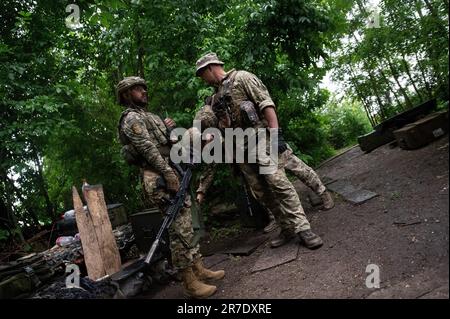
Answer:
[{"left": 321, "top": 97, "right": 372, "bottom": 150}]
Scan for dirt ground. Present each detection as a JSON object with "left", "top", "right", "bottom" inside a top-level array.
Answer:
[{"left": 141, "top": 135, "right": 449, "bottom": 299}]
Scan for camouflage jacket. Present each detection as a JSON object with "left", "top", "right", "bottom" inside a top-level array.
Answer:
[
  {"left": 211, "top": 69, "right": 275, "bottom": 129},
  {"left": 119, "top": 107, "right": 173, "bottom": 176}
]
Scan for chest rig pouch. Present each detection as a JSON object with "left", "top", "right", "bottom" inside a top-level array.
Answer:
[{"left": 240, "top": 100, "right": 259, "bottom": 126}]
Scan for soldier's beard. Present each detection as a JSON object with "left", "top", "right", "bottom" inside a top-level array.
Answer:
[{"left": 130, "top": 97, "right": 147, "bottom": 109}]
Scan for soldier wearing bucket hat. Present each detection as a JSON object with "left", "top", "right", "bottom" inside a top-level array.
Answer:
[
  {"left": 194, "top": 52, "right": 326, "bottom": 250},
  {"left": 195, "top": 53, "right": 224, "bottom": 77}
]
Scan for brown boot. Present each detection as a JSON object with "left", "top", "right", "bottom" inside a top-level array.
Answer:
[
  {"left": 270, "top": 230, "right": 296, "bottom": 248},
  {"left": 193, "top": 259, "right": 225, "bottom": 281},
  {"left": 263, "top": 219, "right": 279, "bottom": 233},
  {"left": 320, "top": 191, "right": 335, "bottom": 210},
  {"left": 181, "top": 267, "right": 217, "bottom": 299},
  {"left": 298, "top": 229, "right": 323, "bottom": 249}
]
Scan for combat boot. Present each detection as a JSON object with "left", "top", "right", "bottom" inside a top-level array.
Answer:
[
  {"left": 181, "top": 267, "right": 217, "bottom": 299},
  {"left": 270, "top": 231, "right": 296, "bottom": 248},
  {"left": 263, "top": 219, "right": 279, "bottom": 233},
  {"left": 320, "top": 191, "right": 335, "bottom": 210},
  {"left": 193, "top": 259, "right": 225, "bottom": 281},
  {"left": 298, "top": 229, "right": 323, "bottom": 249}
]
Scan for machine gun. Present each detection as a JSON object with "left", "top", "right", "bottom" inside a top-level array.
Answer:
[
  {"left": 212, "top": 94, "right": 233, "bottom": 128},
  {"left": 241, "top": 175, "right": 253, "bottom": 217},
  {"left": 108, "top": 163, "right": 193, "bottom": 287},
  {"left": 144, "top": 163, "right": 192, "bottom": 265}
]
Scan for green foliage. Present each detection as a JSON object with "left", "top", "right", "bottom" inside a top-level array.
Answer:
[
  {"left": 321, "top": 97, "right": 372, "bottom": 149},
  {"left": 1, "top": 0, "right": 446, "bottom": 245},
  {"left": 332, "top": 0, "right": 449, "bottom": 125},
  {"left": 0, "top": 229, "right": 9, "bottom": 242}
]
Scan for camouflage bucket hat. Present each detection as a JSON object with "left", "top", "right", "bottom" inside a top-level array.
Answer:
[
  {"left": 195, "top": 52, "right": 224, "bottom": 76},
  {"left": 116, "top": 76, "right": 147, "bottom": 104}
]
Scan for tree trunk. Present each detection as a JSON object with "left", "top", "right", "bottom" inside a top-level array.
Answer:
[
  {"left": 349, "top": 67, "right": 376, "bottom": 127},
  {"left": 378, "top": 67, "right": 403, "bottom": 107},
  {"left": 33, "top": 148, "right": 54, "bottom": 219},
  {"left": 423, "top": 0, "right": 449, "bottom": 39},
  {"left": 401, "top": 54, "right": 423, "bottom": 101},
  {"left": 414, "top": 52, "right": 434, "bottom": 99},
  {"left": 386, "top": 56, "right": 413, "bottom": 109},
  {"left": 351, "top": 33, "right": 387, "bottom": 119},
  {"left": 414, "top": 0, "right": 442, "bottom": 84},
  {"left": 0, "top": 173, "right": 25, "bottom": 244}
]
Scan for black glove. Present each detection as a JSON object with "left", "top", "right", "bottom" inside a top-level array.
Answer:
[{"left": 277, "top": 128, "right": 288, "bottom": 154}]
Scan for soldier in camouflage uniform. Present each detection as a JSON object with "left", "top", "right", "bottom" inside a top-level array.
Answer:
[
  {"left": 193, "top": 105, "right": 334, "bottom": 234},
  {"left": 116, "top": 76, "right": 224, "bottom": 299},
  {"left": 194, "top": 53, "right": 324, "bottom": 249}
]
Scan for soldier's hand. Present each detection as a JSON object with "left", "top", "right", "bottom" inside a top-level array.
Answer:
[
  {"left": 164, "top": 118, "right": 176, "bottom": 129},
  {"left": 196, "top": 192, "right": 205, "bottom": 204},
  {"left": 164, "top": 170, "right": 180, "bottom": 193}
]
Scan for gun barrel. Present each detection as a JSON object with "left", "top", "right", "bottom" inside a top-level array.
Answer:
[{"left": 144, "top": 239, "right": 160, "bottom": 264}]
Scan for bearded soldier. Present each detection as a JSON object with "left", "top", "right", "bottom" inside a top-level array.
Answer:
[
  {"left": 116, "top": 76, "right": 224, "bottom": 298},
  {"left": 194, "top": 53, "right": 324, "bottom": 249}
]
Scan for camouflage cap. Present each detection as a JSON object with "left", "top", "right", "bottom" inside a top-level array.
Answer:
[
  {"left": 195, "top": 52, "right": 224, "bottom": 76},
  {"left": 115, "top": 76, "right": 147, "bottom": 105}
]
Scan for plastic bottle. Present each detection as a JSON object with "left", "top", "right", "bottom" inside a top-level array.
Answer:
[
  {"left": 56, "top": 236, "right": 75, "bottom": 247},
  {"left": 63, "top": 210, "right": 75, "bottom": 220}
]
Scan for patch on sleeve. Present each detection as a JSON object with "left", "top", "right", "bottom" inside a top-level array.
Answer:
[{"left": 132, "top": 123, "right": 143, "bottom": 135}]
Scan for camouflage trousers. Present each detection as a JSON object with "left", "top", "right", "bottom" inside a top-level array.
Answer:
[
  {"left": 283, "top": 145, "right": 327, "bottom": 195},
  {"left": 262, "top": 148, "right": 327, "bottom": 223},
  {"left": 142, "top": 169, "right": 201, "bottom": 270},
  {"left": 238, "top": 152, "right": 311, "bottom": 234}
]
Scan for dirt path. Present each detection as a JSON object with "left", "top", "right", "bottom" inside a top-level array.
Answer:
[{"left": 142, "top": 135, "right": 449, "bottom": 299}]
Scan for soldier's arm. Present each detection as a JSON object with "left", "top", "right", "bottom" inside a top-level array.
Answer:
[
  {"left": 238, "top": 72, "right": 276, "bottom": 112},
  {"left": 261, "top": 107, "right": 279, "bottom": 128},
  {"left": 122, "top": 113, "right": 173, "bottom": 175}
]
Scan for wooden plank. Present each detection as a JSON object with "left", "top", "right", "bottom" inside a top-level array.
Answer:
[
  {"left": 219, "top": 234, "right": 269, "bottom": 256},
  {"left": 251, "top": 240, "right": 299, "bottom": 273},
  {"left": 82, "top": 184, "right": 122, "bottom": 276},
  {"left": 73, "top": 186, "right": 106, "bottom": 280}
]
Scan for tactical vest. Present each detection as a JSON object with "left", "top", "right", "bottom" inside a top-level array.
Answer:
[
  {"left": 212, "top": 70, "right": 263, "bottom": 129},
  {"left": 118, "top": 108, "right": 170, "bottom": 166}
]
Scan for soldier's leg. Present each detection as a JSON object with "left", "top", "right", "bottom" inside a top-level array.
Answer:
[
  {"left": 283, "top": 147, "right": 326, "bottom": 195},
  {"left": 261, "top": 163, "right": 311, "bottom": 234},
  {"left": 142, "top": 170, "right": 218, "bottom": 298},
  {"left": 238, "top": 163, "right": 290, "bottom": 230},
  {"left": 283, "top": 146, "right": 334, "bottom": 210},
  {"left": 263, "top": 209, "right": 278, "bottom": 233},
  {"left": 168, "top": 202, "right": 201, "bottom": 270},
  {"left": 254, "top": 150, "right": 323, "bottom": 249}
]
